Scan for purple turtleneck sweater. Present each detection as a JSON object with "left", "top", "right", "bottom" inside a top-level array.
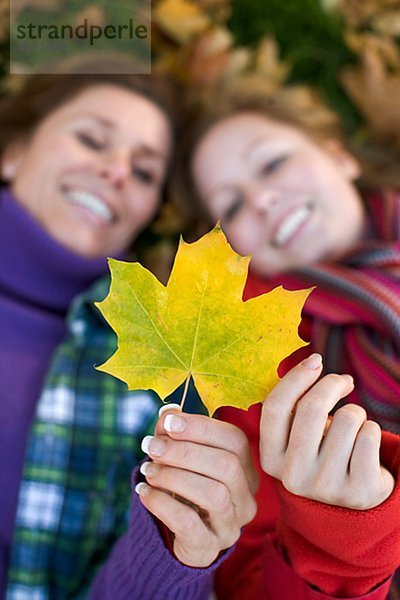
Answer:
[
  {"left": 0, "top": 188, "right": 108, "bottom": 593},
  {"left": 0, "top": 188, "right": 221, "bottom": 598}
]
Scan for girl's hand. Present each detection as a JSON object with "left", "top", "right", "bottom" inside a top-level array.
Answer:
[
  {"left": 136, "top": 406, "right": 258, "bottom": 567},
  {"left": 260, "top": 354, "right": 395, "bottom": 510}
]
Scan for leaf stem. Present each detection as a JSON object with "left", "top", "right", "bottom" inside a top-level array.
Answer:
[{"left": 180, "top": 375, "right": 191, "bottom": 411}]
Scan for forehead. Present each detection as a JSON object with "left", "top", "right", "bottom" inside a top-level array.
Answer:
[
  {"left": 194, "top": 112, "right": 302, "bottom": 175},
  {"left": 39, "top": 84, "right": 171, "bottom": 147}
]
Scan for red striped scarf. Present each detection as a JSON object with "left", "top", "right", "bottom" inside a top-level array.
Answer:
[{"left": 245, "top": 188, "right": 400, "bottom": 434}]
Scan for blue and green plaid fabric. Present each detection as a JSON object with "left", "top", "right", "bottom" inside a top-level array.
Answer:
[{"left": 6, "top": 277, "right": 162, "bottom": 599}]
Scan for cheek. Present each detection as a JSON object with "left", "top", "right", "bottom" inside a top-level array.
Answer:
[
  {"left": 126, "top": 190, "right": 161, "bottom": 229},
  {"left": 17, "top": 138, "right": 79, "bottom": 186},
  {"left": 227, "top": 215, "right": 265, "bottom": 256}
]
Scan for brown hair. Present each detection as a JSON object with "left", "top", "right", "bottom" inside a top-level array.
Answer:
[
  {"left": 0, "top": 54, "right": 180, "bottom": 162},
  {"left": 172, "top": 77, "right": 345, "bottom": 238}
]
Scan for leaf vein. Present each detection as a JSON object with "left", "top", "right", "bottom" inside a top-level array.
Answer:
[
  {"left": 194, "top": 371, "right": 267, "bottom": 389},
  {"left": 126, "top": 281, "right": 186, "bottom": 369}
]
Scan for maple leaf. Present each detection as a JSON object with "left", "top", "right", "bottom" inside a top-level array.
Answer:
[{"left": 96, "top": 226, "right": 311, "bottom": 416}]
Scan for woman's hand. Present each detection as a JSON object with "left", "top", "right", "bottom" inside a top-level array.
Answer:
[
  {"left": 260, "top": 353, "right": 395, "bottom": 510},
  {"left": 135, "top": 405, "right": 258, "bottom": 567}
]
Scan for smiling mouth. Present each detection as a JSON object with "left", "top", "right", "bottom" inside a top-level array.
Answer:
[
  {"left": 272, "top": 202, "right": 313, "bottom": 248},
  {"left": 64, "top": 188, "right": 115, "bottom": 223}
]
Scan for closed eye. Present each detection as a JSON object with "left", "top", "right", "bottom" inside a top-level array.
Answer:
[
  {"left": 132, "top": 166, "right": 156, "bottom": 184},
  {"left": 76, "top": 131, "right": 106, "bottom": 151},
  {"left": 223, "top": 194, "right": 244, "bottom": 223},
  {"left": 260, "top": 155, "right": 287, "bottom": 177}
]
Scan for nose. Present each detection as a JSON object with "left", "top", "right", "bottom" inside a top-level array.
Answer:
[
  {"left": 98, "top": 149, "right": 131, "bottom": 188},
  {"left": 245, "top": 182, "right": 280, "bottom": 215}
]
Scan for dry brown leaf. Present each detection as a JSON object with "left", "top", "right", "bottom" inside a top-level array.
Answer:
[
  {"left": 372, "top": 10, "right": 400, "bottom": 36},
  {"left": 345, "top": 32, "right": 400, "bottom": 68},
  {"left": 154, "top": 0, "right": 210, "bottom": 44},
  {"left": 254, "top": 37, "right": 289, "bottom": 85},
  {"left": 336, "top": 0, "right": 400, "bottom": 29},
  {"left": 187, "top": 27, "right": 233, "bottom": 86},
  {"left": 341, "top": 43, "right": 400, "bottom": 146}
]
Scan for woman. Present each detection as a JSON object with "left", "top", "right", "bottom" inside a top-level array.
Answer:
[
  {"left": 0, "top": 60, "right": 258, "bottom": 598},
  {"left": 173, "top": 82, "right": 400, "bottom": 599}
]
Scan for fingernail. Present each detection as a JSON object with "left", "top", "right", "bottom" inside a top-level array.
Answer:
[
  {"left": 140, "top": 461, "right": 158, "bottom": 477},
  {"left": 141, "top": 435, "right": 166, "bottom": 457},
  {"left": 135, "top": 482, "right": 150, "bottom": 496},
  {"left": 164, "top": 414, "right": 186, "bottom": 433},
  {"left": 158, "top": 403, "right": 182, "bottom": 417},
  {"left": 302, "top": 353, "right": 322, "bottom": 369},
  {"left": 342, "top": 374, "right": 354, "bottom": 385}
]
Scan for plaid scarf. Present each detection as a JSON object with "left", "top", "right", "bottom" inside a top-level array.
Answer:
[{"left": 7, "top": 278, "right": 161, "bottom": 599}]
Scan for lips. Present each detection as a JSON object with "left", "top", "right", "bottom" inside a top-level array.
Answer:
[
  {"left": 271, "top": 202, "right": 313, "bottom": 248},
  {"left": 64, "top": 188, "right": 115, "bottom": 223}
]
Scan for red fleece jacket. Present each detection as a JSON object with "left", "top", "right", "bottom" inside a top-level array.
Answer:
[{"left": 216, "top": 400, "right": 400, "bottom": 600}]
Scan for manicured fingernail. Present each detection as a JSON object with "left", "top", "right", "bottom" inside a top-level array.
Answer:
[
  {"left": 158, "top": 403, "right": 182, "bottom": 417},
  {"left": 164, "top": 414, "right": 186, "bottom": 433},
  {"left": 302, "top": 353, "right": 322, "bottom": 369},
  {"left": 141, "top": 435, "right": 166, "bottom": 457},
  {"left": 140, "top": 461, "right": 158, "bottom": 477},
  {"left": 135, "top": 482, "right": 150, "bottom": 496}
]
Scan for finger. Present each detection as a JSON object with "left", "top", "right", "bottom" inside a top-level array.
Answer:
[
  {"left": 286, "top": 374, "right": 354, "bottom": 466},
  {"left": 349, "top": 421, "right": 395, "bottom": 509},
  {"left": 260, "top": 353, "right": 323, "bottom": 473},
  {"left": 140, "top": 462, "right": 246, "bottom": 545},
  {"left": 155, "top": 411, "right": 258, "bottom": 493},
  {"left": 314, "top": 405, "right": 367, "bottom": 500},
  {"left": 349, "top": 420, "right": 382, "bottom": 479},
  {"left": 135, "top": 482, "right": 219, "bottom": 567},
  {"left": 319, "top": 404, "right": 367, "bottom": 470},
  {"left": 141, "top": 435, "right": 256, "bottom": 517}
]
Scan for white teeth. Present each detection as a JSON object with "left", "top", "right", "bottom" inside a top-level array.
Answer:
[
  {"left": 273, "top": 205, "right": 311, "bottom": 247},
  {"left": 65, "top": 189, "right": 113, "bottom": 223}
]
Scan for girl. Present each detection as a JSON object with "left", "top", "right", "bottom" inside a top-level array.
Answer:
[
  {"left": 0, "top": 59, "right": 257, "bottom": 598},
  {"left": 172, "top": 82, "right": 400, "bottom": 599}
]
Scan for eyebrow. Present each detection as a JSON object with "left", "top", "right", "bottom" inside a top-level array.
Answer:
[{"left": 78, "top": 113, "right": 169, "bottom": 161}]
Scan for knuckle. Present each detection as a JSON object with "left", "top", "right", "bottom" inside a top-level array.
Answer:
[
  {"left": 198, "top": 415, "right": 214, "bottom": 440},
  {"left": 260, "top": 454, "right": 281, "bottom": 479},
  {"left": 312, "top": 474, "right": 342, "bottom": 505},
  {"left": 174, "top": 506, "right": 202, "bottom": 538},
  {"left": 262, "top": 401, "right": 283, "bottom": 423},
  {"left": 175, "top": 540, "right": 216, "bottom": 568},
  {"left": 176, "top": 441, "right": 192, "bottom": 464},
  {"left": 223, "top": 526, "right": 241, "bottom": 549},
  {"left": 296, "top": 396, "right": 324, "bottom": 421},
  {"left": 346, "top": 487, "right": 373, "bottom": 510},
  {"left": 281, "top": 467, "right": 306, "bottom": 496},
  {"left": 324, "top": 373, "right": 346, "bottom": 387},
  {"left": 362, "top": 420, "right": 381, "bottom": 439},
  {"left": 230, "top": 428, "right": 249, "bottom": 458},
  {"left": 356, "top": 421, "right": 381, "bottom": 449},
  {"left": 220, "top": 453, "right": 242, "bottom": 483},
  {"left": 210, "top": 482, "right": 232, "bottom": 513},
  {"left": 333, "top": 404, "right": 366, "bottom": 429}
]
